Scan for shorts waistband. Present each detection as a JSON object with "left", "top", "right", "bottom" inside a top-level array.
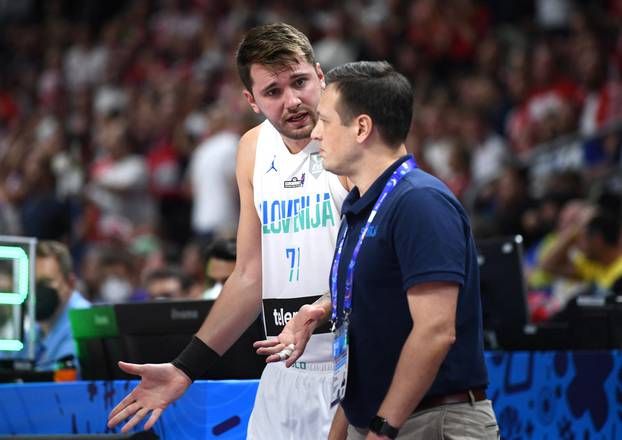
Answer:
[{"left": 290, "top": 360, "right": 334, "bottom": 372}]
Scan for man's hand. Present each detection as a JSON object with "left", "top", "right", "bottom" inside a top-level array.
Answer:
[
  {"left": 107, "top": 362, "right": 192, "bottom": 433},
  {"left": 253, "top": 304, "right": 326, "bottom": 367}
]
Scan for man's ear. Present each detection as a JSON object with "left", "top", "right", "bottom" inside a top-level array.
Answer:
[
  {"left": 242, "top": 89, "right": 261, "bottom": 114},
  {"left": 316, "top": 63, "right": 326, "bottom": 89},
  {"left": 355, "top": 114, "right": 373, "bottom": 143}
]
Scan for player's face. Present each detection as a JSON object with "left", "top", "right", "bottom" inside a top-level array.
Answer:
[
  {"left": 311, "top": 85, "right": 360, "bottom": 176},
  {"left": 244, "top": 59, "right": 324, "bottom": 144}
]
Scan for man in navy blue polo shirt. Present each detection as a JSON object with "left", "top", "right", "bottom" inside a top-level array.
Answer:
[{"left": 260, "top": 61, "right": 499, "bottom": 439}]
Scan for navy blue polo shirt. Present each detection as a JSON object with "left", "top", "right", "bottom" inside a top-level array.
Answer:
[{"left": 334, "top": 155, "right": 488, "bottom": 428}]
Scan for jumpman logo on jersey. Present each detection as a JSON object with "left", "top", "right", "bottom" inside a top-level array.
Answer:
[{"left": 266, "top": 155, "right": 278, "bottom": 174}]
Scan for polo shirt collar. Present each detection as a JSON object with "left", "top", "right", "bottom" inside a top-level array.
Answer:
[{"left": 342, "top": 154, "right": 412, "bottom": 217}]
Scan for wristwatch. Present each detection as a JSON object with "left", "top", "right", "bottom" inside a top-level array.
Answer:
[{"left": 368, "top": 415, "right": 399, "bottom": 439}]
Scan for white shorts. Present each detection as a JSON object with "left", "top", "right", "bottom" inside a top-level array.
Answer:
[{"left": 247, "top": 360, "right": 336, "bottom": 440}]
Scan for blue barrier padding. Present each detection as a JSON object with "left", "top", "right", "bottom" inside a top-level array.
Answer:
[{"left": 1, "top": 351, "right": 621, "bottom": 439}]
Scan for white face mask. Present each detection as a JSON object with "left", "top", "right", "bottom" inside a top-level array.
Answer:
[
  {"left": 99, "top": 276, "right": 132, "bottom": 303},
  {"left": 202, "top": 282, "right": 223, "bottom": 300}
]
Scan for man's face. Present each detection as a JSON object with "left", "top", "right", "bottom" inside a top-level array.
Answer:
[
  {"left": 146, "top": 278, "right": 184, "bottom": 300},
  {"left": 244, "top": 58, "right": 324, "bottom": 144},
  {"left": 311, "top": 85, "right": 359, "bottom": 175},
  {"left": 206, "top": 257, "right": 235, "bottom": 287},
  {"left": 36, "top": 257, "right": 72, "bottom": 304}
]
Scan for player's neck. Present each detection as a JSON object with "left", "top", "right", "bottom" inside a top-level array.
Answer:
[{"left": 282, "top": 136, "right": 311, "bottom": 154}]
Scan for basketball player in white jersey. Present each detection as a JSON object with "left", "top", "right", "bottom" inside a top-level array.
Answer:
[{"left": 108, "top": 23, "right": 349, "bottom": 439}]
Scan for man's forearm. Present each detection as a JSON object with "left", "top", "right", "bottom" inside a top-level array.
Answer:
[
  {"left": 376, "top": 326, "right": 454, "bottom": 428},
  {"left": 540, "top": 228, "right": 578, "bottom": 275},
  {"left": 195, "top": 270, "right": 262, "bottom": 355}
]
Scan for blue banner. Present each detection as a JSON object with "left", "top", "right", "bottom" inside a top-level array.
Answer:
[{"left": 1, "top": 351, "right": 621, "bottom": 439}]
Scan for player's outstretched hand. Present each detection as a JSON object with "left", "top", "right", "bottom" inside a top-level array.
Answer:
[
  {"left": 107, "top": 362, "right": 192, "bottom": 433},
  {"left": 254, "top": 304, "right": 326, "bottom": 367}
]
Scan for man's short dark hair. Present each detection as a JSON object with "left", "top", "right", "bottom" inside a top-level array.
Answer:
[
  {"left": 37, "top": 240, "right": 73, "bottom": 279},
  {"left": 205, "top": 237, "right": 237, "bottom": 262},
  {"left": 325, "top": 61, "right": 414, "bottom": 148},
  {"left": 145, "top": 266, "right": 192, "bottom": 292},
  {"left": 236, "top": 22, "right": 316, "bottom": 92}
]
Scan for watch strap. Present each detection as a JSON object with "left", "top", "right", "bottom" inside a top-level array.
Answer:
[{"left": 369, "top": 415, "right": 399, "bottom": 439}]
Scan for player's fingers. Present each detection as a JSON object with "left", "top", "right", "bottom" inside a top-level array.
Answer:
[
  {"left": 108, "top": 401, "right": 142, "bottom": 429},
  {"left": 253, "top": 338, "right": 281, "bottom": 349},
  {"left": 118, "top": 361, "right": 144, "bottom": 376},
  {"left": 286, "top": 336, "right": 310, "bottom": 367},
  {"left": 266, "top": 343, "right": 295, "bottom": 363},
  {"left": 293, "top": 333, "right": 310, "bottom": 354},
  {"left": 256, "top": 343, "right": 285, "bottom": 355},
  {"left": 109, "top": 392, "right": 136, "bottom": 421},
  {"left": 121, "top": 407, "right": 149, "bottom": 433},
  {"left": 143, "top": 408, "right": 163, "bottom": 431},
  {"left": 266, "top": 353, "right": 283, "bottom": 363},
  {"left": 285, "top": 346, "right": 305, "bottom": 367}
]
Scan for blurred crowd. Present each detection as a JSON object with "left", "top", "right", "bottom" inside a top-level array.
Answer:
[{"left": 0, "top": 0, "right": 622, "bottom": 320}]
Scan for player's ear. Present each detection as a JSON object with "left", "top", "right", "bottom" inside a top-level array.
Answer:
[{"left": 243, "top": 90, "right": 261, "bottom": 114}]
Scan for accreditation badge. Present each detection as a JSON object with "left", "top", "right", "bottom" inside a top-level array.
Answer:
[{"left": 330, "top": 321, "right": 349, "bottom": 407}]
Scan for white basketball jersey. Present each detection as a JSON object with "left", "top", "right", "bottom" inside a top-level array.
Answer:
[{"left": 253, "top": 120, "right": 347, "bottom": 362}]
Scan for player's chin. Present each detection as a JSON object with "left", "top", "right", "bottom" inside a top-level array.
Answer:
[{"left": 283, "top": 125, "right": 314, "bottom": 140}]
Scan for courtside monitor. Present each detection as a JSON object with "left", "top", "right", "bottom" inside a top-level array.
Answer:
[
  {"left": 69, "top": 305, "right": 127, "bottom": 380},
  {"left": 114, "top": 299, "right": 266, "bottom": 380},
  {"left": 476, "top": 235, "right": 530, "bottom": 333}
]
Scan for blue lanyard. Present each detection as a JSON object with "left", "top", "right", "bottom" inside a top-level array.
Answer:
[{"left": 330, "top": 158, "right": 417, "bottom": 326}]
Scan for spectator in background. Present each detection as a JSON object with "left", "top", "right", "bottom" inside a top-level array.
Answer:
[
  {"left": 459, "top": 107, "right": 509, "bottom": 189},
  {"left": 78, "top": 244, "right": 105, "bottom": 302},
  {"left": 313, "top": 11, "right": 357, "bottom": 72},
  {"left": 87, "top": 117, "right": 155, "bottom": 242},
  {"left": 187, "top": 106, "right": 248, "bottom": 245},
  {"left": 506, "top": 40, "right": 581, "bottom": 156},
  {"left": 33, "top": 240, "right": 91, "bottom": 371},
  {"left": 97, "top": 246, "right": 139, "bottom": 303},
  {"left": 129, "top": 234, "right": 166, "bottom": 290},
  {"left": 527, "top": 199, "right": 593, "bottom": 321},
  {"left": 541, "top": 210, "right": 622, "bottom": 297},
  {"left": 63, "top": 25, "right": 108, "bottom": 93},
  {"left": 418, "top": 97, "right": 455, "bottom": 181},
  {"left": 443, "top": 141, "right": 472, "bottom": 201},
  {"left": 179, "top": 241, "right": 208, "bottom": 299},
  {"left": 144, "top": 266, "right": 191, "bottom": 301},
  {"left": 473, "top": 163, "right": 538, "bottom": 244},
  {"left": 202, "top": 237, "right": 236, "bottom": 300},
  {"left": 16, "top": 150, "right": 70, "bottom": 241}
]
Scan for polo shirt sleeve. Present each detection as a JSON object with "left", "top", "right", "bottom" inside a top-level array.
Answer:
[{"left": 392, "top": 187, "right": 466, "bottom": 291}]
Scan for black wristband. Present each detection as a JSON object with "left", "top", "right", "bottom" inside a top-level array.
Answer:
[{"left": 171, "top": 336, "right": 220, "bottom": 382}]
